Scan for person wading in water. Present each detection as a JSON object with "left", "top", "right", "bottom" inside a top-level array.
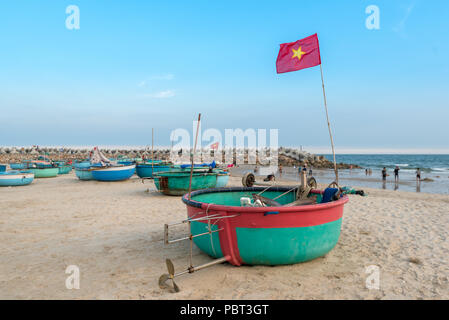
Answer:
[{"left": 394, "top": 166, "right": 400, "bottom": 183}]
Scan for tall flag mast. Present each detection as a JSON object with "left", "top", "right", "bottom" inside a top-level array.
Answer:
[{"left": 276, "top": 33, "right": 338, "bottom": 184}]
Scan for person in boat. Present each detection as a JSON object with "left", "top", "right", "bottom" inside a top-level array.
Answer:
[
  {"left": 382, "top": 167, "right": 387, "bottom": 181},
  {"left": 416, "top": 168, "right": 421, "bottom": 183},
  {"left": 394, "top": 166, "right": 400, "bottom": 182}
]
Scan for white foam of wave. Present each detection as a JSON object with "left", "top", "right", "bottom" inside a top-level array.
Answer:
[{"left": 431, "top": 168, "right": 449, "bottom": 172}]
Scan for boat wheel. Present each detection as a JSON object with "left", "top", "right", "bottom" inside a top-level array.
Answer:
[
  {"left": 242, "top": 172, "right": 256, "bottom": 187},
  {"left": 307, "top": 177, "right": 317, "bottom": 189}
]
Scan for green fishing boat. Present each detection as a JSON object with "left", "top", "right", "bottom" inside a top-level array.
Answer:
[
  {"left": 153, "top": 170, "right": 218, "bottom": 196},
  {"left": 27, "top": 167, "right": 59, "bottom": 178}
]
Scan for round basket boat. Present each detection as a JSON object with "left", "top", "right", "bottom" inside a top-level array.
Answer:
[
  {"left": 26, "top": 167, "right": 59, "bottom": 178},
  {"left": 73, "top": 161, "right": 91, "bottom": 169},
  {"left": 136, "top": 163, "right": 172, "bottom": 178},
  {"left": 57, "top": 165, "right": 72, "bottom": 174},
  {"left": 9, "top": 163, "right": 26, "bottom": 170},
  {"left": 182, "top": 186, "right": 349, "bottom": 266},
  {"left": 153, "top": 170, "right": 218, "bottom": 196},
  {"left": 214, "top": 169, "right": 230, "bottom": 188},
  {"left": 91, "top": 164, "right": 136, "bottom": 181},
  {"left": 75, "top": 167, "right": 93, "bottom": 180},
  {"left": 0, "top": 171, "right": 35, "bottom": 186}
]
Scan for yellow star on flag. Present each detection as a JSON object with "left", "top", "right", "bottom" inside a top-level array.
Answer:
[{"left": 292, "top": 46, "right": 306, "bottom": 61}]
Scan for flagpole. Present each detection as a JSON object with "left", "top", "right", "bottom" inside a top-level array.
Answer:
[
  {"left": 151, "top": 128, "right": 154, "bottom": 173},
  {"left": 319, "top": 64, "right": 339, "bottom": 184}
]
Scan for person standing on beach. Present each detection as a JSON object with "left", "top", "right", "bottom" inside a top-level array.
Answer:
[
  {"left": 394, "top": 166, "right": 400, "bottom": 182},
  {"left": 416, "top": 168, "right": 421, "bottom": 183},
  {"left": 382, "top": 167, "right": 387, "bottom": 181}
]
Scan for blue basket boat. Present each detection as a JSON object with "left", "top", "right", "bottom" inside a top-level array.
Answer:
[
  {"left": 74, "top": 161, "right": 91, "bottom": 169},
  {"left": 136, "top": 162, "right": 172, "bottom": 178},
  {"left": 214, "top": 169, "right": 230, "bottom": 187},
  {"left": 91, "top": 164, "right": 136, "bottom": 181},
  {"left": 0, "top": 170, "right": 35, "bottom": 186},
  {"left": 9, "top": 163, "right": 26, "bottom": 170}
]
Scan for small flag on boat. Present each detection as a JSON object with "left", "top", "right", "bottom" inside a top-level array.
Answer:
[
  {"left": 210, "top": 142, "right": 219, "bottom": 150},
  {"left": 276, "top": 33, "right": 321, "bottom": 74}
]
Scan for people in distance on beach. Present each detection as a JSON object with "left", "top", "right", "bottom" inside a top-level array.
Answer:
[
  {"left": 278, "top": 164, "right": 283, "bottom": 175},
  {"left": 254, "top": 165, "right": 259, "bottom": 174},
  {"left": 302, "top": 164, "right": 308, "bottom": 173},
  {"left": 382, "top": 167, "right": 387, "bottom": 181},
  {"left": 416, "top": 168, "right": 421, "bottom": 183},
  {"left": 308, "top": 167, "right": 313, "bottom": 177},
  {"left": 365, "top": 168, "right": 368, "bottom": 176},
  {"left": 394, "top": 166, "right": 400, "bottom": 182}
]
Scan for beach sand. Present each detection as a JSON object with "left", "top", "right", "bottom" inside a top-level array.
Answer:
[{"left": 0, "top": 172, "right": 448, "bottom": 299}]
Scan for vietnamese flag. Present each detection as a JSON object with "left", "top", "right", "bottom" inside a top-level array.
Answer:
[
  {"left": 210, "top": 142, "right": 219, "bottom": 150},
  {"left": 276, "top": 33, "right": 321, "bottom": 74}
]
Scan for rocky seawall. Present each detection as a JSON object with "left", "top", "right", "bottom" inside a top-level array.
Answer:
[{"left": 0, "top": 146, "right": 359, "bottom": 169}]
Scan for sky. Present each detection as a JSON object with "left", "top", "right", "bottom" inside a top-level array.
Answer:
[{"left": 0, "top": 0, "right": 448, "bottom": 153}]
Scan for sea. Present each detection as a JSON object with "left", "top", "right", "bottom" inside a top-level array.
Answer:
[
  {"left": 315, "top": 154, "right": 449, "bottom": 194},
  {"left": 234, "top": 154, "right": 449, "bottom": 195}
]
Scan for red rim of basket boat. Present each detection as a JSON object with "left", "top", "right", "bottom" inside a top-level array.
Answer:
[{"left": 182, "top": 186, "right": 349, "bottom": 213}]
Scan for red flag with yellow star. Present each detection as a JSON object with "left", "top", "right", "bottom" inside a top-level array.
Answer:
[{"left": 276, "top": 33, "right": 321, "bottom": 74}]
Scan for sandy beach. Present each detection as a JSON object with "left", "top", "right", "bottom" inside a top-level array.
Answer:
[{"left": 1, "top": 172, "right": 448, "bottom": 300}]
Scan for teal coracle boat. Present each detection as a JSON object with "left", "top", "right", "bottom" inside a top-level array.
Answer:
[
  {"left": 74, "top": 161, "right": 91, "bottom": 169},
  {"left": 214, "top": 169, "right": 229, "bottom": 187},
  {"left": 57, "top": 165, "right": 72, "bottom": 174},
  {"left": 0, "top": 170, "right": 34, "bottom": 186},
  {"left": 182, "top": 187, "right": 349, "bottom": 266},
  {"left": 75, "top": 168, "right": 93, "bottom": 180},
  {"left": 9, "top": 163, "right": 25, "bottom": 170},
  {"left": 136, "top": 162, "right": 172, "bottom": 178},
  {"left": 153, "top": 171, "right": 218, "bottom": 196},
  {"left": 27, "top": 167, "right": 59, "bottom": 178},
  {"left": 52, "top": 161, "right": 73, "bottom": 174}
]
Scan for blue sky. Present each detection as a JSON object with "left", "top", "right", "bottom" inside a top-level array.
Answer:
[{"left": 0, "top": 0, "right": 448, "bottom": 152}]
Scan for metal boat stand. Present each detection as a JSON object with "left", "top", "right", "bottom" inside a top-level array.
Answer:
[{"left": 159, "top": 213, "right": 238, "bottom": 292}]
